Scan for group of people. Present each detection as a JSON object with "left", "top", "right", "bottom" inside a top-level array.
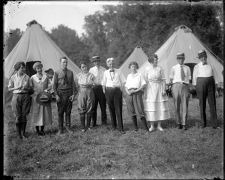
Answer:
[{"left": 8, "top": 49, "right": 219, "bottom": 139}]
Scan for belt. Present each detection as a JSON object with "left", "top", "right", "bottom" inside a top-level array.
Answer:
[
  {"left": 80, "top": 85, "right": 93, "bottom": 88},
  {"left": 128, "top": 88, "right": 138, "bottom": 91},
  {"left": 106, "top": 86, "right": 120, "bottom": 89},
  {"left": 174, "top": 82, "right": 188, "bottom": 85}
]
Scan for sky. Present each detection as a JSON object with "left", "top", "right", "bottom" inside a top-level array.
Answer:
[{"left": 4, "top": 1, "right": 121, "bottom": 36}]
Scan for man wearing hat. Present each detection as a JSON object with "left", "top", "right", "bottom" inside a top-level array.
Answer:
[
  {"left": 169, "top": 52, "right": 191, "bottom": 130},
  {"left": 53, "top": 57, "right": 77, "bottom": 135},
  {"left": 192, "top": 50, "right": 218, "bottom": 128},
  {"left": 89, "top": 56, "right": 107, "bottom": 127}
]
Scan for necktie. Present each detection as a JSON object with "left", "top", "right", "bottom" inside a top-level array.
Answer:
[
  {"left": 180, "top": 65, "right": 185, "bottom": 81},
  {"left": 63, "top": 70, "right": 68, "bottom": 85}
]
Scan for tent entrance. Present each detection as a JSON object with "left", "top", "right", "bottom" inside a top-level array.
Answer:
[
  {"left": 26, "top": 61, "right": 41, "bottom": 77},
  {"left": 184, "top": 63, "right": 196, "bottom": 83}
]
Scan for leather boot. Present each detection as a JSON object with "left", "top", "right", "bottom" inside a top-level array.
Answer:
[
  {"left": 16, "top": 123, "right": 22, "bottom": 139},
  {"left": 21, "top": 122, "right": 28, "bottom": 138},
  {"left": 131, "top": 116, "right": 138, "bottom": 131},
  {"left": 65, "top": 114, "right": 72, "bottom": 134},
  {"left": 57, "top": 114, "right": 64, "bottom": 135},
  {"left": 80, "top": 114, "right": 85, "bottom": 131},
  {"left": 87, "top": 114, "right": 92, "bottom": 130},
  {"left": 141, "top": 116, "right": 149, "bottom": 131},
  {"left": 92, "top": 112, "right": 97, "bottom": 127}
]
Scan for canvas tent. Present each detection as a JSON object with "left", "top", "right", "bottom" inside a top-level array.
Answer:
[
  {"left": 139, "top": 25, "right": 223, "bottom": 84},
  {"left": 4, "top": 20, "right": 80, "bottom": 79},
  {"left": 119, "top": 46, "right": 148, "bottom": 78},
  {"left": 4, "top": 20, "right": 80, "bottom": 104}
]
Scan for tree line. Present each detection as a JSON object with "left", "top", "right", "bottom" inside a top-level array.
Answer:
[{"left": 4, "top": 2, "right": 223, "bottom": 68}]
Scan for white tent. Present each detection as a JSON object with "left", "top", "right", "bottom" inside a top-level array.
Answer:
[
  {"left": 119, "top": 46, "right": 148, "bottom": 78},
  {"left": 4, "top": 20, "right": 80, "bottom": 79},
  {"left": 139, "top": 25, "right": 223, "bottom": 84},
  {"left": 4, "top": 20, "right": 80, "bottom": 105}
]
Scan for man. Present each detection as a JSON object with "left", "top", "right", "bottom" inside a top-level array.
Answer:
[
  {"left": 192, "top": 50, "right": 218, "bottom": 129},
  {"left": 169, "top": 53, "right": 191, "bottom": 130},
  {"left": 89, "top": 56, "right": 107, "bottom": 127},
  {"left": 53, "top": 57, "right": 76, "bottom": 135},
  {"left": 102, "top": 57, "right": 125, "bottom": 133}
]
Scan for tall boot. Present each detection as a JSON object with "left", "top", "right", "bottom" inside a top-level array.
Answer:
[
  {"left": 80, "top": 114, "right": 85, "bottom": 131},
  {"left": 87, "top": 114, "right": 92, "bottom": 130},
  {"left": 40, "top": 126, "right": 45, "bottom": 136},
  {"left": 131, "top": 116, "right": 138, "bottom": 131},
  {"left": 16, "top": 123, "right": 22, "bottom": 139},
  {"left": 21, "top": 122, "right": 28, "bottom": 138},
  {"left": 92, "top": 112, "right": 97, "bottom": 127},
  {"left": 65, "top": 114, "right": 72, "bottom": 134},
  {"left": 57, "top": 114, "right": 64, "bottom": 135},
  {"left": 36, "top": 126, "right": 40, "bottom": 135},
  {"left": 141, "top": 116, "right": 149, "bottom": 131}
]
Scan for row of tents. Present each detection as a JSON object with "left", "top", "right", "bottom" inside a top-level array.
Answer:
[{"left": 4, "top": 21, "right": 223, "bottom": 104}]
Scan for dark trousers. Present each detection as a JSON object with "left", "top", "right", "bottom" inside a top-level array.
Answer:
[
  {"left": 57, "top": 90, "right": 73, "bottom": 132},
  {"left": 196, "top": 77, "right": 218, "bottom": 127},
  {"left": 105, "top": 87, "right": 123, "bottom": 131},
  {"left": 92, "top": 85, "right": 107, "bottom": 126},
  {"left": 12, "top": 93, "right": 31, "bottom": 138}
]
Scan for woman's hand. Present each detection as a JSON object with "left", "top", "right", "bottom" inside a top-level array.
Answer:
[
  {"left": 69, "top": 95, "right": 75, "bottom": 102},
  {"left": 55, "top": 95, "right": 60, "bottom": 102},
  {"left": 162, "top": 90, "right": 166, "bottom": 96}
]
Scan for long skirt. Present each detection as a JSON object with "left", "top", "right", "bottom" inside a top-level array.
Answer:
[{"left": 144, "top": 82, "right": 170, "bottom": 122}]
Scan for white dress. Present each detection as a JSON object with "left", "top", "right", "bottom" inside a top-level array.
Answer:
[
  {"left": 143, "top": 65, "right": 170, "bottom": 121},
  {"left": 30, "top": 74, "right": 52, "bottom": 126}
]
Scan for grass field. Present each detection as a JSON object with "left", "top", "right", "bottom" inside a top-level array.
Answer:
[{"left": 4, "top": 96, "right": 224, "bottom": 179}]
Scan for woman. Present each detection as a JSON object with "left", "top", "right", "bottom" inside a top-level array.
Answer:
[
  {"left": 8, "top": 61, "right": 32, "bottom": 139},
  {"left": 124, "top": 61, "right": 149, "bottom": 131},
  {"left": 143, "top": 54, "right": 170, "bottom": 132},
  {"left": 30, "top": 62, "right": 52, "bottom": 136},
  {"left": 77, "top": 61, "right": 95, "bottom": 132}
]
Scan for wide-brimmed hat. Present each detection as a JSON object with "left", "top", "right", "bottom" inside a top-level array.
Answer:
[
  {"left": 176, "top": 52, "right": 185, "bottom": 59},
  {"left": 197, "top": 50, "right": 207, "bottom": 58},
  {"left": 44, "top": 68, "right": 54, "bottom": 74},
  {"left": 36, "top": 92, "right": 52, "bottom": 105},
  {"left": 91, "top": 56, "right": 100, "bottom": 62}
]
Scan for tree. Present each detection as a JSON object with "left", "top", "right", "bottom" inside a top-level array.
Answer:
[
  {"left": 49, "top": 25, "right": 89, "bottom": 66},
  {"left": 83, "top": 2, "right": 223, "bottom": 67},
  {"left": 4, "top": 28, "right": 22, "bottom": 58}
]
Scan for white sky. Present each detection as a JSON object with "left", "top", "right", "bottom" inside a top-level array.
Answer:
[{"left": 4, "top": 1, "right": 121, "bottom": 36}]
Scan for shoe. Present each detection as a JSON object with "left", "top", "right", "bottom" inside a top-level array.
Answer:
[
  {"left": 157, "top": 126, "right": 164, "bottom": 131},
  {"left": 177, "top": 124, "right": 182, "bottom": 129},
  {"left": 182, "top": 125, "right": 188, "bottom": 130},
  {"left": 22, "top": 133, "right": 28, "bottom": 138},
  {"left": 149, "top": 126, "right": 155, "bottom": 132},
  {"left": 56, "top": 131, "right": 63, "bottom": 136},
  {"left": 81, "top": 129, "right": 86, "bottom": 132},
  {"left": 120, "top": 130, "right": 126, "bottom": 134},
  {"left": 65, "top": 127, "right": 73, "bottom": 134},
  {"left": 87, "top": 128, "right": 91, "bottom": 131},
  {"left": 213, "top": 126, "right": 220, "bottom": 129},
  {"left": 39, "top": 131, "right": 45, "bottom": 136}
]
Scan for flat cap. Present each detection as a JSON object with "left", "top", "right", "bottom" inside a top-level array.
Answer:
[
  {"left": 44, "top": 68, "right": 54, "bottom": 74},
  {"left": 177, "top": 52, "right": 185, "bottom": 59},
  {"left": 197, "top": 50, "right": 207, "bottom": 58},
  {"left": 91, "top": 56, "right": 100, "bottom": 62}
]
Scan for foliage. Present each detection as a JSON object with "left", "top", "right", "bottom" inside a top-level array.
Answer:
[
  {"left": 49, "top": 25, "right": 90, "bottom": 66},
  {"left": 83, "top": 3, "right": 223, "bottom": 67},
  {"left": 4, "top": 28, "right": 22, "bottom": 58}
]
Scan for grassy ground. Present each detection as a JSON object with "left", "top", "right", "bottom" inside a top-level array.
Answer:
[{"left": 4, "top": 96, "right": 224, "bottom": 179}]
